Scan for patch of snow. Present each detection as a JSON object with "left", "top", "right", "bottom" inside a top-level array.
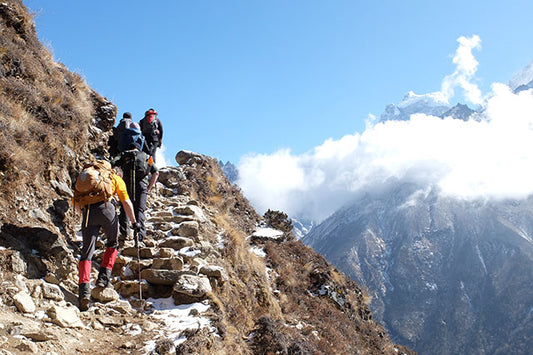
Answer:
[
  {"left": 123, "top": 266, "right": 134, "bottom": 278},
  {"left": 251, "top": 246, "right": 266, "bottom": 258},
  {"left": 425, "top": 282, "right": 438, "bottom": 291},
  {"left": 252, "top": 227, "right": 283, "bottom": 239},
  {"left": 509, "top": 60, "right": 533, "bottom": 90},
  {"left": 179, "top": 247, "right": 201, "bottom": 258},
  {"left": 497, "top": 217, "right": 533, "bottom": 243},
  {"left": 474, "top": 244, "right": 487, "bottom": 274},
  {"left": 142, "top": 298, "right": 212, "bottom": 352},
  {"left": 216, "top": 233, "right": 225, "bottom": 250}
]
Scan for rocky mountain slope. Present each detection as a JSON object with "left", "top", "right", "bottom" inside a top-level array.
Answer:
[
  {"left": 304, "top": 180, "right": 533, "bottom": 355},
  {"left": 0, "top": 1, "right": 415, "bottom": 354}
]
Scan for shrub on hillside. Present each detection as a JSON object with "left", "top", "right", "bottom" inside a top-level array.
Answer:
[{"left": 263, "top": 209, "right": 294, "bottom": 240}]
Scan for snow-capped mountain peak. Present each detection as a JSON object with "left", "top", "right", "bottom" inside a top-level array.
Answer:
[{"left": 509, "top": 59, "right": 533, "bottom": 91}]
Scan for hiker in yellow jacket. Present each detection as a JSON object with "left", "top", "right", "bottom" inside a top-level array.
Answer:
[{"left": 73, "top": 160, "right": 139, "bottom": 311}]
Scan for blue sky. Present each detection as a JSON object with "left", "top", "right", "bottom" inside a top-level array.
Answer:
[{"left": 23, "top": 0, "right": 533, "bottom": 166}]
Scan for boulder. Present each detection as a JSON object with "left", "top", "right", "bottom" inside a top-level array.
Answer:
[
  {"left": 151, "top": 257, "right": 184, "bottom": 271},
  {"left": 41, "top": 282, "right": 64, "bottom": 301},
  {"left": 157, "top": 248, "right": 176, "bottom": 258},
  {"left": 91, "top": 286, "right": 120, "bottom": 303},
  {"left": 157, "top": 167, "right": 186, "bottom": 188},
  {"left": 13, "top": 291, "right": 35, "bottom": 313},
  {"left": 15, "top": 340, "right": 39, "bottom": 353},
  {"left": 141, "top": 269, "right": 196, "bottom": 285},
  {"left": 159, "top": 237, "right": 194, "bottom": 250},
  {"left": 152, "top": 222, "right": 173, "bottom": 232},
  {"left": 140, "top": 247, "right": 157, "bottom": 259},
  {"left": 171, "top": 221, "right": 199, "bottom": 239},
  {"left": 160, "top": 187, "right": 178, "bottom": 197},
  {"left": 151, "top": 211, "right": 174, "bottom": 219},
  {"left": 23, "top": 329, "right": 56, "bottom": 342},
  {"left": 175, "top": 150, "right": 206, "bottom": 165},
  {"left": 172, "top": 274, "right": 212, "bottom": 304},
  {"left": 44, "top": 273, "right": 60, "bottom": 285},
  {"left": 113, "top": 255, "right": 130, "bottom": 274},
  {"left": 199, "top": 265, "right": 229, "bottom": 285},
  {"left": 46, "top": 305, "right": 85, "bottom": 328},
  {"left": 50, "top": 180, "right": 73, "bottom": 197},
  {"left": 115, "top": 280, "right": 150, "bottom": 298},
  {"left": 173, "top": 205, "right": 206, "bottom": 222}
]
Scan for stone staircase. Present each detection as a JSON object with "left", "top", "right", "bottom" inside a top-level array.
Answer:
[{"left": 92, "top": 167, "right": 228, "bottom": 310}]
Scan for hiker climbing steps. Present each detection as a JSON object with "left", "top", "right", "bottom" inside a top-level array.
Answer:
[{"left": 90, "top": 177, "right": 227, "bottom": 308}]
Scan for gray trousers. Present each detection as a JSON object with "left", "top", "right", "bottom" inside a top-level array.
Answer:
[{"left": 80, "top": 200, "right": 119, "bottom": 261}]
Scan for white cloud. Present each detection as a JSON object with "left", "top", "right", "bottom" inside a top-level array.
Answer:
[
  {"left": 155, "top": 143, "right": 172, "bottom": 168},
  {"left": 237, "top": 36, "right": 533, "bottom": 222},
  {"left": 441, "top": 35, "right": 483, "bottom": 105}
]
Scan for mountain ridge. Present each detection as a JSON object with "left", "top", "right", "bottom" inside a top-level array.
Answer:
[{"left": 304, "top": 163, "right": 533, "bottom": 355}]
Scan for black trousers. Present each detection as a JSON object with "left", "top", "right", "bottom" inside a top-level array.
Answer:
[
  {"left": 144, "top": 141, "right": 159, "bottom": 163},
  {"left": 119, "top": 180, "right": 148, "bottom": 241}
]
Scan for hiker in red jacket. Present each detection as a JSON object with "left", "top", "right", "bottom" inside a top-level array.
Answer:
[{"left": 139, "top": 108, "right": 163, "bottom": 163}]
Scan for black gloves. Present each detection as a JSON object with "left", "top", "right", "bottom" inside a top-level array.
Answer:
[{"left": 132, "top": 222, "right": 141, "bottom": 235}]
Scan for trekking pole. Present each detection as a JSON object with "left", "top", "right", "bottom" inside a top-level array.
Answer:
[
  {"left": 134, "top": 228, "right": 143, "bottom": 307},
  {"left": 130, "top": 168, "right": 136, "bottom": 202}
]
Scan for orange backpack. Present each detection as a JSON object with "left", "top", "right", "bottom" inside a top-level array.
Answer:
[{"left": 73, "top": 159, "right": 115, "bottom": 208}]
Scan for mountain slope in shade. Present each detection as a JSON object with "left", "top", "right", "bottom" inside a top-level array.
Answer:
[{"left": 304, "top": 181, "right": 533, "bottom": 355}]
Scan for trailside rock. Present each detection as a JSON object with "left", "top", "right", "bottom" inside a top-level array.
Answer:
[
  {"left": 172, "top": 274, "right": 212, "bottom": 304},
  {"left": 199, "top": 265, "right": 229, "bottom": 285},
  {"left": 141, "top": 269, "right": 196, "bottom": 285},
  {"left": 13, "top": 291, "right": 36, "bottom": 313},
  {"left": 152, "top": 257, "right": 184, "bottom": 271},
  {"left": 159, "top": 236, "right": 195, "bottom": 250},
  {"left": 46, "top": 305, "right": 85, "bottom": 328},
  {"left": 173, "top": 205, "right": 207, "bottom": 223},
  {"left": 91, "top": 286, "right": 120, "bottom": 303},
  {"left": 41, "top": 282, "right": 64, "bottom": 301},
  {"left": 173, "top": 221, "right": 199, "bottom": 239},
  {"left": 175, "top": 150, "right": 206, "bottom": 165},
  {"left": 115, "top": 280, "right": 150, "bottom": 298}
]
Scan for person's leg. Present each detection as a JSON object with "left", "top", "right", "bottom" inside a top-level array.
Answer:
[
  {"left": 149, "top": 143, "right": 158, "bottom": 163},
  {"left": 78, "top": 211, "right": 99, "bottom": 311},
  {"left": 96, "top": 202, "right": 119, "bottom": 288},
  {"left": 135, "top": 182, "right": 148, "bottom": 242},
  {"left": 118, "top": 204, "right": 128, "bottom": 247}
]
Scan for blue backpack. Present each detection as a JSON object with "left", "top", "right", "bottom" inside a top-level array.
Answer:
[{"left": 117, "top": 119, "right": 145, "bottom": 153}]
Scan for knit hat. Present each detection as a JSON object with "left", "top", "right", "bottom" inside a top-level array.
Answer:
[{"left": 123, "top": 112, "right": 132, "bottom": 119}]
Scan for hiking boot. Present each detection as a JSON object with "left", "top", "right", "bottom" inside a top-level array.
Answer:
[
  {"left": 95, "top": 267, "right": 112, "bottom": 288},
  {"left": 78, "top": 283, "right": 91, "bottom": 311}
]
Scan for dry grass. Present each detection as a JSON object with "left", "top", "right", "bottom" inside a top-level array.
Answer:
[
  {"left": 0, "top": 0, "right": 112, "bottom": 226},
  {"left": 174, "top": 153, "right": 416, "bottom": 354}
]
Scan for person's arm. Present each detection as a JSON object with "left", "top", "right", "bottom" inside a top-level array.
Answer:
[
  {"left": 112, "top": 173, "right": 137, "bottom": 224},
  {"left": 121, "top": 199, "right": 137, "bottom": 224},
  {"left": 157, "top": 118, "right": 163, "bottom": 146},
  {"left": 147, "top": 171, "right": 159, "bottom": 193}
]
